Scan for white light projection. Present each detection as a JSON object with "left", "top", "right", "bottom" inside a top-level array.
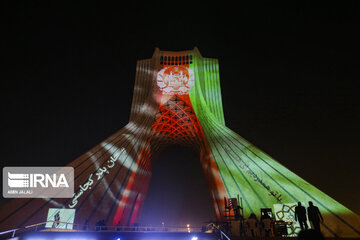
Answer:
[{"left": 157, "top": 66, "right": 195, "bottom": 95}]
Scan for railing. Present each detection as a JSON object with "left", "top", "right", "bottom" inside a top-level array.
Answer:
[
  {"left": 211, "top": 224, "right": 231, "bottom": 240},
  {"left": 219, "top": 231, "right": 230, "bottom": 240},
  {"left": 92, "top": 225, "right": 202, "bottom": 233},
  {"left": 0, "top": 221, "right": 204, "bottom": 239},
  {"left": 0, "top": 228, "right": 19, "bottom": 239}
]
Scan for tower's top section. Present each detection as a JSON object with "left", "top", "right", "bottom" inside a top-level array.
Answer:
[
  {"left": 152, "top": 47, "right": 200, "bottom": 96},
  {"left": 152, "top": 47, "right": 202, "bottom": 66}
]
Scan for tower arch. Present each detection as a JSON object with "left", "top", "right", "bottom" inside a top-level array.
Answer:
[{"left": 1, "top": 48, "right": 359, "bottom": 238}]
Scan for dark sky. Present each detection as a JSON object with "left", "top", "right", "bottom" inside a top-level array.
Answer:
[{"left": 2, "top": 1, "right": 360, "bottom": 226}]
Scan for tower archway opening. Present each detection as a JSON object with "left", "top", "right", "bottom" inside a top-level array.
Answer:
[{"left": 139, "top": 145, "right": 216, "bottom": 227}]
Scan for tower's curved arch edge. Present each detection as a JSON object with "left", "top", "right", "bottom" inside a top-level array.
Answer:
[{"left": 1, "top": 48, "right": 359, "bottom": 238}]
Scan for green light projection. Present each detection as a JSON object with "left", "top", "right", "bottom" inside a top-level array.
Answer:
[{"left": 188, "top": 48, "right": 360, "bottom": 238}]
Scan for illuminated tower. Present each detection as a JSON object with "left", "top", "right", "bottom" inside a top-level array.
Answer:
[{"left": 1, "top": 48, "right": 359, "bottom": 238}]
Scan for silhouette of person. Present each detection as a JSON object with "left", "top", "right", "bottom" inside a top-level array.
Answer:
[
  {"left": 83, "top": 219, "right": 89, "bottom": 230},
  {"left": 295, "top": 202, "right": 308, "bottom": 230},
  {"left": 246, "top": 213, "right": 260, "bottom": 237},
  {"left": 260, "top": 213, "right": 274, "bottom": 237},
  {"left": 307, "top": 201, "right": 323, "bottom": 232},
  {"left": 52, "top": 211, "right": 60, "bottom": 228}
]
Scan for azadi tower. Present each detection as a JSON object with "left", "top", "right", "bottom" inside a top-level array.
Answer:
[{"left": 1, "top": 48, "right": 359, "bottom": 238}]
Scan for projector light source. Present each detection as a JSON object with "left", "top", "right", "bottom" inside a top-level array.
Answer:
[{"left": 191, "top": 236, "right": 198, "bottom": 240}]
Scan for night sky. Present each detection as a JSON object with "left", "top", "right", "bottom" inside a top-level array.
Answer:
[{"left": 2, "top": 1, "right": 360, "bottom": 227}]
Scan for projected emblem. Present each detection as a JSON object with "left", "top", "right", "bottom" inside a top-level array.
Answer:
[
  {"left": 157, "top": 66, "right": 195, "bottom": 95},
  {"left": 273, "top": 203, "right": 311, "bottom": 236}
]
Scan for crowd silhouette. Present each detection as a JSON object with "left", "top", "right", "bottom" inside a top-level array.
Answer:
[
  {"left": 244, "top": 201, "right": 324, "bottom": 238},
  {"left": 245, "top": 212, "right": 275, "bottom": 237}
]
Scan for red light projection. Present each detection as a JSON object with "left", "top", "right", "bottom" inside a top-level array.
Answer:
[
  {"left": 151, "top": 95, "right": 202, "bottom": 145},
  {"left": 112, "top": 60, "right": 225, "bottom": 226},
  {"left": 157, "top": 66, "right": 195, "bottom": 95}
]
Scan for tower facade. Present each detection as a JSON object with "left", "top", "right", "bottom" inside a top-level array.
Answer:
[{"left": 1, "top": 48, "right": 359, "bottom": 238}]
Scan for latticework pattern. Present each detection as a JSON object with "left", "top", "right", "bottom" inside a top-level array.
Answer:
[{"left": 151, "top": 95, "right": 202, "bottom": 146}]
